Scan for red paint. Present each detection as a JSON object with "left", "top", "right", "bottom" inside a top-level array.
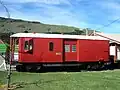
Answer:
[
  {"left": 78, "top": 40, "right": 109, "bottom": 62},
  {"left": 64, "top": 39, "right": 78, "bottom": 62},
  {"left": 19, "top": 38, "right": 63, "bottom": 63},
  {"left": 18, "top": 37, "right": 109, "bottom": 63}
]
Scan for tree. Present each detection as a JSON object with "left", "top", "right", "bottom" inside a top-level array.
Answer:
[
  {"left": 24, "top": 30, "right": 29, "bottom": 33},
  {"left": 17, "top": 24, "right": 25, "bottom": 28},
  {"left": 47, "top": 28, "right": 52, "bottom": 33},
  {"left": 63, "top": 29, "right": 84, "bottom": 35},
  {"left": 73, "top": 29, "right": 84, "bottom": 35}
]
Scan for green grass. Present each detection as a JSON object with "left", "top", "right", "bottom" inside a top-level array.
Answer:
[
  {"left": 1, "top": 70, "right": 120, "bottom": 90},
  {"left": 0, "top": 44, "right": 7, "bottom": 53},
  {"left": 0, "top": 44, "right": 18, "bottom": 54}
]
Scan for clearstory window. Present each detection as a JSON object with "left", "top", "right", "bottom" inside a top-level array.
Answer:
[
  {"left": 49, "top": 42, "right": 54, "bottom": 51},
  {"left": 72, "top": 45, "right": 76, "bottom": 52},
  {"left": 65, "top": 45, "right": 70, "bottom": 52},
  {"left": 24, "top": 41, "right": 29, "bottom": 50}
]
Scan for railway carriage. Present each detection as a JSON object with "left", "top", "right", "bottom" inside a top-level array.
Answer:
[{"left": 10, "top": 33, "right": 110, "bottom": 71}]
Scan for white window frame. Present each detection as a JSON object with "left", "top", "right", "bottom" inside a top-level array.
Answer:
[
  {"left": 72, "top": 45, "right": 76, "bottom": 52},
  {"left": 65, "top": 45, "right": 70, "bottom": 52}
]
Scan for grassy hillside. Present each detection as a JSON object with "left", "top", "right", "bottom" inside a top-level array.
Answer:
[
  {"left": 0, "top": 17, "right": 97, "bottom": 44},
  {"left": 0, "top": 17, "right": 94, "bottom": 34},
  {"left": 0, "top": 17, "right": 80, "bottom": 33}
]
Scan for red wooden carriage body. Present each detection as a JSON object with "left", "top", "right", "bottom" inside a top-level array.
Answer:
[{"left": 10, "top": 33, "right": 110, "bottom": 71}]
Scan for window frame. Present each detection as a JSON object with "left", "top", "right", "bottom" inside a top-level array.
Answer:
[
  {"left": 24, "top": 40, "right": 29, "bottom": 51},
  {"left": 24, "top": 39, "right": 33, "bottom": 53},
  {"left": 49, "top": 42, "right": 54, "bottom": 51},
  {"left": 72, "top": 44, "right": 76, "bottom": 52},
  {"left": 29, "top": 39, "right": 33, "bottom": 51},
  {"left": 65, "top": 44, "right": 70, "bottom": 52}
]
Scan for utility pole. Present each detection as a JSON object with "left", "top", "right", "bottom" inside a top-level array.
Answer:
[
  {"left": 94, "top": 30, "right": 96, "bottom": 36},
  {"left": 0, "top": 0, "right": 10, "bottom": 19},
  {"left": 86, "top": 28, "right": 88, "bottom": 36},
  {"left": 0, "top": 0, "right": 12, "bottom": 89}
]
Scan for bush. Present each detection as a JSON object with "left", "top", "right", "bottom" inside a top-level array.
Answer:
[{"left": 17, "top": 25, "right": 25, "bottom": 28}]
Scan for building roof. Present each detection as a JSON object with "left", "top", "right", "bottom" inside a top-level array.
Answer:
[
  {"left": 10, "top": 33, "right": 109, "bottom": 40},
  {"left": 90, "top": 32, "right": 120, "bottom": 44}
]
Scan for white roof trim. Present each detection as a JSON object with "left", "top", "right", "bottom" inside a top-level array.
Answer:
[
  {"left": 10, "top": 33, "right": 109, "bottom": 40},
  {"left": 94, "top": 32, "right": 120, "bottom": 44}
]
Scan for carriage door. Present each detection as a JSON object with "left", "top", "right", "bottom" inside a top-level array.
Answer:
[{"left": 64, "top": 39, "right": 77, "bottom": 62}]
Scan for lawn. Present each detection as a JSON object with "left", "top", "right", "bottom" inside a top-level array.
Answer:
[{"left": 0, "top": 70, "right": 120, "bottom": 90}]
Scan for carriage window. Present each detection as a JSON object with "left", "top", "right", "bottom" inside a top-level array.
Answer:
[
  {"left": 24, "top": 41, "right": 29, "bottom": 50},
  {"left": 72, "top": 45, "right": 76, "bottom": 52},
  {"left": 49, "top": 42, "right": 54, "bottom": 51},
  {"left": 29, "top": 40, "right": 33, "bottom": 50},
  {"left": 65, "top": 45, "right": 70, "bottom": 52}
]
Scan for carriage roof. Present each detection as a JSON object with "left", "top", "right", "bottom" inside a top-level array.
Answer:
[{"left": 10, "top": 33, "right": 109, "bottom": 40}]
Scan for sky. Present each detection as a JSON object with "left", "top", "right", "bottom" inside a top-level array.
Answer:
[{"left": 0, "top": 0, "right": 120, "bottom": 33}]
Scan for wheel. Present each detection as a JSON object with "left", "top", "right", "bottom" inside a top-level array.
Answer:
[
  {"left": 25, "top": 64, "right": 43, "bottom": 72},
  {"left": 16, "top": 65, "right": 21, "bottom": 72},
  {"left": 16, "top": 64, "right": 26, "bottom": 72},
  {"left": 86, "top": 65, "right": 91, "bottom": 71},
  {"left": 36, "top": 65, "right": 43, "bottom": 72},
  {"left": 25, "top": 65, "right": 32, "bottom": 72}
]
